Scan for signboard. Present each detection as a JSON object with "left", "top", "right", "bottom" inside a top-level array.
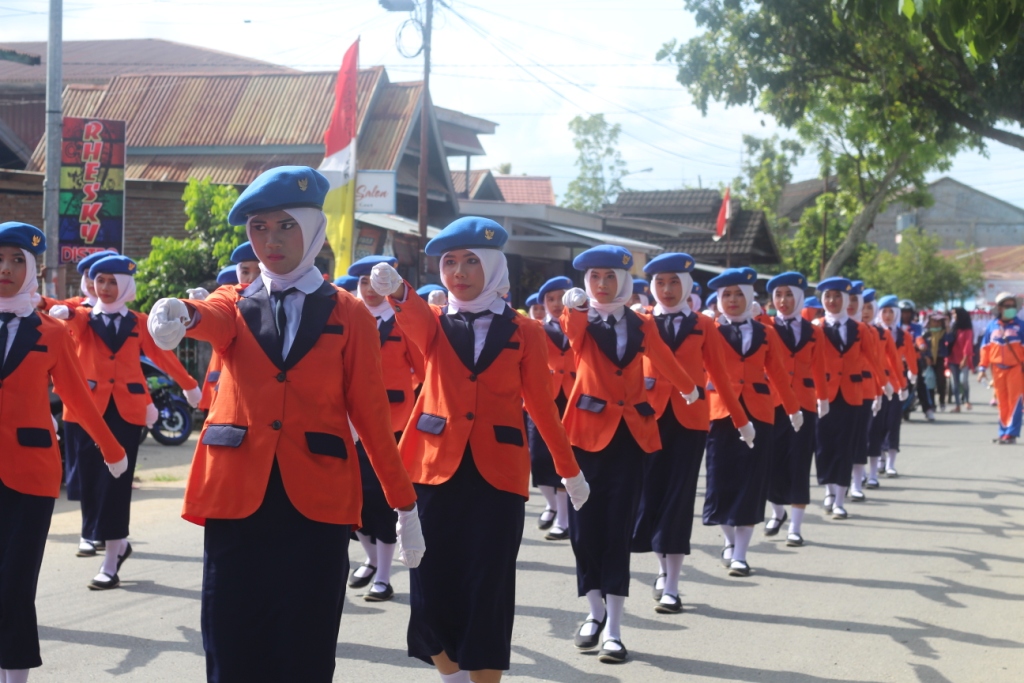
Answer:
[
  {"left": 355, "top": 170, "right": 396, "bottom": 214},
  {"left": 58, "top": 117, "right": 126, "bottom": 265}
]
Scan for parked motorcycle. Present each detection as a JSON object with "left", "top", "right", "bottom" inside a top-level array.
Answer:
[{"left": 141, "top": 356, "right": 193, "bottom": 446}]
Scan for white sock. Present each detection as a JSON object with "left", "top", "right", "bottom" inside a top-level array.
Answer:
[
  {"left": 580, "top": 589, "right": 605, "bottom": 636},
  {"left": 656, "top": 553, "right": 667, "bottom": 576},
  {"left": 732, "top": 526, "right": 754, "bottom": 562},
  {"left": 554, "top": 489, "right": 570, "bottom": 530},
  {"left": 825, "top": 483, "right": 837, "bottom": 498},
  {"left": 604, "top": 594, "right": 625, "bottom": 644},
  {"left": 789, "top": 507, "right": 805, "bottom": 536},
  {"left": 868, "top": 457, "right": 880, "bottom": 480},
  {"left": 99, "top": 538, "right": 125, "bottom": 577},
  {"left": 375, "top": 542, "right": 395, "bottom": 586},
  {"left": 721, "top": 524, "right": 736, "bottom": 545},
  {"left": 354, "top": 532, "right": 376, "bottom": 576},
  {"left": 439, "top": 671, "right": 470, "bottom": 683},
  {"left": 851, "top": 465, "right": 865, "bottom": 492},
  {"left": 887, "top": 449, "right": 898, "bottom": 470},
  {"left": 834, "top": 486, "right": 847, "bottom": 509},
  {"left": 662, "top": 554, "right": 683, "bottom": 599},
  {"left": 538, "top": 485, "right": 557, "bottom": 511},
  {"left": 3, "top": 670, "right": 28, "bottom": 683}
]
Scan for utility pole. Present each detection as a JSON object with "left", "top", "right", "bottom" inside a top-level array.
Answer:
[
  {"left": 417, "top": 0, "right": 433, "bottom": 245},
  {"left": 819, "top": 173, "right": 828, "bottom": 280},
  {"left": 43, "top": 0, "right": 63, "bottom": 297}
]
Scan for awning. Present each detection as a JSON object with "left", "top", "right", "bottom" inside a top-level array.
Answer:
[
  {"left": 507, "top": 222, "right": 663, "bottom": 253},
  {"left": 355, "top": 213, "right": 441, "bottom": 238}
]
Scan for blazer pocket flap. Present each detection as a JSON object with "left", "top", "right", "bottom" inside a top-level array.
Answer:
[
  {"left": 634, "top": 402, "right": 656, "bottom": 417},
  {"left": 644, "top": 376, "right": 656, "bottom": 391},
  {"left": 206, "top": 371, "right": 221, "bottom": 383},
  {"left": 127, "top": 383, "right": 147, "bottom": 394},
  {"left": 323, "top": 325, "right": 345, "bottom": 335},
  {"left": 416, "top": 413, "right": 447, "bottom": 435},
  {"left": 803, "top": 377, "right": 815, "bottom": 388},
  {"left": 576, "top": 394, "right": 607, "bottom": 413},
  {"left": 386, "top": 389, "right": 406, "bottom": 404},
  {"left": 753, "top": 383, "right": 771, "bottom": 395},
  {"left": 305, "top": 432, "right": 348, "bottom": 459},
  {"left": 202, "top": 424, "right": 248, "bottom": 448},
  {"left": 504, "top": 341, "right": 521, "bottom": 350},
  {"left": 493, "top": 425, "right": 524, "bottom": 446},
  {"left": 862, "top": 370, "right": 873, "bottom": 378},
  {"left": 850, "top": 374, "right": 863, "bottom": 383},
  {"left": 17, "top": 427, "right": 52, "bottom": 448}
]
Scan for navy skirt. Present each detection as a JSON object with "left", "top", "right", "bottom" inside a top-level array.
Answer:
[
  {"left": 527, "top": 391, "right": 568, "bottom": 489},
  {"left": 867, "top": 394, "right": 902, "bottom": 455},
  {"left": 63, "top": 420, "right": 87, "bottom": 501},
  {"left": 0, "top": 478, "right": 54, "bottom": 670},
  {"left": 408, "top": 450, "right": 525, "bottom": 672},
  {"left": 851, "top": 400, "right": 873, "bottom": 465},
  {"left": 703, "top": 412, "right": 773, "bottom": 527},
  {"left": 568, "top": 420, "right": 644, "bottom": 597},
  {"left": 203, "top": 460, "right": 350, "bottom": 683},
  {"left": 631, "top": 408, "right": 707, "bottom": 555},
  {"left": 78, "top": 399, "right": 141, "bottom": 541},
  {"left": 768, "top": 406, "right": 816, "bottom": 506},
  {"left": 353, "top": 433, "right": 400, "bottom": 544},
  {"left": 815, "top": 393, "right": 857, "bottom": 487}
]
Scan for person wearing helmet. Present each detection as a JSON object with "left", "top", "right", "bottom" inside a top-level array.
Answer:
[
  {"left": 977, "top": 293, "right": 1024, "bottom": 445},
  {"left": 899, "top": 300, "right": 932, "bottom": 420}
]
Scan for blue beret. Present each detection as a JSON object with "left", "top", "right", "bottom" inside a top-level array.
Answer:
[
  {"left": 88, "top": 254, "right": 137, "bottom": 279},
  {"left": 425, "top": 216, "right": 507, "bottom": 256},
  {"left": 691, "top": 282, "right": 702, "bottom": 295},
  {"left": 416, "top": 283, "right": 446, "bottom": 299},
  {"left": 633, "top": 279, "right": 650, "bottom": 296},
  {"left": 538, "top": 276, "right": 573, "bottom": 298},
  {"left": 708, "top": 267, "right": 758, "bottom": 290},
  {"left": 0, "top": 221, "right": 45, "bottom": 255},
  {"left": 572, "top": 245, "right": 633, "bottom": 271},
  {"left": 216, "top": 265, "right": 239, "bottom": 286},
  {"left": 766, "top": 271, "right": 807, "bottom": 292},
  {"left": 877, "top": 294, "right": 899, "bottom": 309},
  {"left": 862, "top": 288, "right": 876, "bottom": 304},
  {"left": 705, "top": 292, "right": 718, "bottom": 308},
  {"left": 333, "top": 275, "right": 358, "bottom": 292},
  {"left": 643, "top": 252, "right": 695, "bottom": 275},
  {"left": 228, "top": 166, "right": 330, "bottom": 226},
  {"left": 805, "top": 296, "right": 822, "bottom": 308},
  {"left": 230, "top": 241, "right": 257, "bottom": 264},
  {"left": 817, "top": 277, "right": 853, "bottom": 293},
  {"left": 76, "top": 250, "right": 117, "bottom": 275},
  {"left": 525, "top": 292, "right": 540, "bottom": 307},
  {"left": 849, "top": 280, "right": 864, "bottom": 296},
  {"left": 348, "top": 254, "right": 398, "bottom": 277}
]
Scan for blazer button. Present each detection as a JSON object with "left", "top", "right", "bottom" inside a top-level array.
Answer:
[
  {"left": 109, "top": 379, "right": 115, "bottom": 383},
  {"left": 271, "top": 420, "right": 282, "bottom": 430},
  {"left": 559, "top": 370, "right": 564, "bottom": 374},
  {"left": 617, "top": 400, "right": 625, "bottom": 406},
  {"left": 394, "top": 306, "right": 402, "bottom": 312},
  {"left": 276, "top": 372, "right": 286, "bottom": 382},
  {"left": 109, "top": 355, "right": 115, "bottom": 360},
  {"left": 738, "top": 380, "right": 744, "bottom": 384},
  {"left": 466, "top": 412, "right": 475, "bottom": 420},
  {"left": 615, "top": 370, "right": 623, "bottom": 376},
  {"left": 469, "top": 374, "right": 477, "bottom": 381}
]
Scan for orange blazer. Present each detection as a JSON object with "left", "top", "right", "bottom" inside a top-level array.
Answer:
[
  {"left": 198, "top": 351, "right": 224, "bottom": 412},
  {"left": 377, "top": 313, "right": 425, "bottom": 433},
  {"left": 182, "top": 279, "right": 416, "bottom": 525},
  {"left": 817, "top": 319, "right": 871, "bottom": 404},
  {"left": 856, "top": 323, "right": 890, "bottom": 400},
  {"left": 389, "top": 285, "right": 580, "bottom": 498},
  {"left": 709, "top": 319, "right": 801, "bottom": 423},
  {"left": 764, "top": 316, "right": 828, "bottom": 412},
  {"left": 643, "top": 311, "right": 749, "bottom": 431},
  {"left": 871, "top": 324, "right": 909, "bottom": 391},
  {"left": 0, "top": 312, "right": 125, "bottom": 498},
  {"left": 60, "top": 308, "right": 199, "bottom": 426},
  {"left": 890, "top": 325, "right": 916, "bottom": 378},
  {"left": 541, "top": 318, "right": 576, "bottom": 399},
  {"left": 39, "top": 295, "right": 87, "bottom": 312},
  {"left": 560, "top": 307, "right": 697, "bottom": 454}
]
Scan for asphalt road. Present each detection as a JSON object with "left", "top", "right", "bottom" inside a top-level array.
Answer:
[{"left": 30, "top": 383, "right": 1024, "bottom": 682}]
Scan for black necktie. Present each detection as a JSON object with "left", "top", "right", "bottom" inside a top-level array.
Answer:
[
  {"left": 103, "top": 312, "right": 120, "bottom": 334},
  {"left": 0, "top": 312, "right": 16, "bottom": 363},
  {"left": 271, "top": 288, "right": 297, "bottom": 352},
  {"left": 826, "top": 321, "right": 846, "bottom": 352}
]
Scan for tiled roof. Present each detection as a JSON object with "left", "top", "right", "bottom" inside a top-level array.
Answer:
[
  {"left": 606, "top": 188, "right": 723, "bottom": 215},
  {"left": 941, "top": 246, "right": 1024, "bottom": 275},
  {"left": 648, "top": 209, "right": 780, "bottom": 265},
  {"left": 493, "top": 175, "right": 555, "bottom": 205},
  {"left": 450, "top": 169, "right": 490, "bottom": 195},
  {"left": 777, "top": 176, "right": 837, "bottom": 222}
]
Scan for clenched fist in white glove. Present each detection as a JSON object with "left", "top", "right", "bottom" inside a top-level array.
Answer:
[
  {"left": 789, "top": 411, "right": 804, "bottom": 432},
  {"left": 738, "top": 421, "right": 756, "bottom": 449},
  {"left": 681, "top": 387, "right": 700, "bottom": 404},
  {"left": 370, "top": 263, "right": 403, "bottom": 297},
  {"left": 395, "top": 505, "right": 426, "bottom": 568},
  {"left": 898, "top": 387, "right": 909, "bottom": 401},
  {"left": 561, "top": 470, "right": 591, "bottom": 510},
  {"left": 631, "top": 302, "right": 646, "bottom": 312},
  {"left": 106, "top": 456, "right": 128, "bottom": 478},
  {"left": 427, "top": 290, "right": 448, "bottom": 306},
  {"left": 817, "top": 398, "right": 830, "bottom": 418},
  {"left": 883, "top": 382, "right": 894, "bottom": 399},
  {"left": 872, "top": 395, "right": 883, "bottom": 415},
  {"left": 148, "top": 298, "right": 191, "bottom": 350},
  {"left": 184, "top": 386, "right": 203, "bottom": 408},
  {"left": 908, "top": 371, "right": 918, "bottom": 384},
  {"left": 186, "top": 287, "right": 209, "bottom": 301},
  {"left": 145, "top": 403, "right": 159, "bottom": 429},
  {"left": 562, "top": 287, "right": 588, "bottom": 310},
  {"left": 48, "top": 304, "right": 70, "bottom": 320}
]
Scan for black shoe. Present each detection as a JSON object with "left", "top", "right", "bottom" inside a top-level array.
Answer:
[
  {"left": 832, "top": 506, "right": 849, "bottom": 520},
  {"left": 598, "top": 639, "right": 628, "bottom": 663},
  {"left": 865, "top": 478, "right": 880, "bottom": 489},
  {"left": 77, "top": 539, "right": 97, "bottom": 557},
  {"left": 822, "top": 494, "right": 835, "bottom": 513},
  {"left": 850, "top": 490, "right": 866, "bottom": 503},
  {"left": 545, "top": 526, "right": 569, "bottom": 541},
  {"left": 537, "top": 508, "right": 556, "bottom": 530},
  {"left": 88, "top": 572, "right": 120, "bottom": 590},
  {"left": 786, "top": 533, "right": 804, "bottom": 547},
  {"left": 654, "top": 594, "right": 683, "bottom": 614},
  {"left": 117, "top": 543, "right": 132, "bottom": 571},
  {"left": 348, "top": 562, "right": 376, "bottom": 589},
  {"left": 764, "top": 511, "right": 787, "bottom": 536},
  {"left": 574, "top": 615, "right": 606, "bottom": 650},
  {"left": 652, "top": 573, "right": 666, "bottom": 602},
  {"left": 720, "top": 544, "right": 735, "bottom": 567},
  {"left": 363, "top": 581, "right": 394, "bottom": 602},
  {"left": 728, "top": 560, "right": 751, "bottom": 577}
]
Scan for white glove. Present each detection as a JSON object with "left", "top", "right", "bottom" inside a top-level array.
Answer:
[
  {"left": 106, "top": 456, "right": 128, "bottom": 478},
  {"left": 908, "top": 371, "right": 917, "bottom": 383},
  {"left": 898, "top": 387, "right": 909, "bottom": 401},
  {"left": 145, "top": 403, "right": 159, "bottom": 428},
  {"left": 396, "top": 506, "right": 426, "bottom": 568},
  {"left": 48, "top": 304, "right": 70, "bottom": 320},
  {"left": 186, "top": 287, "right": 209, "bottom": 301},
  {"left": 561, "top": 470, "right": 591, "bottom": 510},
  {"left": 562, "top": 287, "right": 588, "bottom": 310},
  {"left": 184, "top": 386, "right": 203, "bottom": 408},
  {"left": 370, "top": 263, "right": 403, "bottom": 297},
  {"left": 789, "top": 411, "right": 804, "bottom": 432},
  {"left": 51, "top": 414, "right": 59, "bottom": 432},
  {"left": 750, "top": 302, "right": 763, "bottom": 317},
  {"left": 883, "top": 382, "right": 894, "bottom": 399},
  {"left": 148, "top": 298, "right": 190, "bottom": 350},
  {"left": 872, "top": 395, "right": 882, "bottom": 415},
  {"left": 427, "top": 290, "right": 447, "bottom": 306},
  {"left": 817, "top": 398, "right": 830, "bottom": 418},
  {"left": 630, "top": 302, "right": 646, "bottom": 312},
  {"left": 681, "top": 387, "right": 700, "bottom": 404},
  {"left": 738, "top": 421, "right": 756, "bottom": 449}
]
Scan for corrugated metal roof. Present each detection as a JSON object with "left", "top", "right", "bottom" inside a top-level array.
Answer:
[
  {"left": 0, "top": 95, "right": 43, "bottom": 159},
  {"left": 358, "top": 81, "right": 421, "bottom": 172},
  {"left": 124, "top": 153, "right": 323, "bottom": 184},
  {"left": 607, "top": 188, "right": 723, "bottom": 215}
]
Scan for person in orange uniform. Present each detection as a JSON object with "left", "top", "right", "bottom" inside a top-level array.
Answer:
[
  {"left": 0, "top": 223, "right": 126, "bottom": 683},
  {"left": 36, "top": 249, "right": 112, "bottom": 313},
  {"left": 978, "top": 292, "right": 1024, "bottom": 444},
  {"left": 632, "top": 253, "right": 749, "bottom": 614},
  {"left": 368, "top": 217, "right": 589, "bottom": 682},
  {"left": 802, "top": 296, "right": 824, "bottom": 322},
  {"left": 761, "top": 272, "right": 828, "bottom": 547},
  {"left": 702, "top": 267, "right": 802, "bottom": 577},
  {"left": 525, "top": 292, "right": 545, "bottom": 321},
  {"left": 868, "top": 295, "right": 914, "bottom": 481},
  {"left": 345, "top": 254, "right": 424, "bottom": 603},
  {"left": 861, "top": 290, "right": 908, "bottom": 490},
  {"left": 48, "top": 254, "right": 201, "bottom": 589},
  {"left": 559, "top": 245, "right": 699, "bottom": 663},
  {"left": 146, "top": 166, "right": 421, "bottom": 683}
]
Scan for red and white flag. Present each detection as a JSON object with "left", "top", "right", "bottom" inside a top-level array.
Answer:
[
  {"left": 713, "top": 187, "right": 731, "bottom": 242},
  {"left": 320, "top": 39, "right": 359, "bottom": 276}
]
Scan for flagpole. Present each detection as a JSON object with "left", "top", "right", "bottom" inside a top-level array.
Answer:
[{"left": 417, "top": 0, "right": 433, "bottom": 261}]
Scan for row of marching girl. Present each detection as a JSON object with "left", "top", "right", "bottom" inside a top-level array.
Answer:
[{"left": 0, "top": 223, "right": 127, "bottom": 683}]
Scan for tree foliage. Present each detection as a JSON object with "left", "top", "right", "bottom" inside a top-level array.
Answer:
[
  {"left": 562, "top": 114, "right": 629, "bottom": 213},
  {"left": 730, "top": 134, "right": 804, "bottom": 235}
]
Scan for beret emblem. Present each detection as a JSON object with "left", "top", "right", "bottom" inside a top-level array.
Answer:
[{"left": 298, "top": 178, "right": 308, "bottom": 192}]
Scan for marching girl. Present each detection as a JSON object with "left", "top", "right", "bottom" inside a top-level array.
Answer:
[
  {"left": 761, "top": 272, "right": 827, "bottom": 547},
  {"left": 803, "top": 296, "right": 824, "bottom": 322},
  {"left": 346, "top": 254, "right": 425, "bottom": 603},
  {"left": 631, "top": 253, "right": 749, "bottom": 614},
  {"left": 689, "top": 282, "right": 702, "bottom": 314},
  {"left": 333, "top": 274, "right": 358, "bottom": 292},
  {"left": 627, "top": 278, "right": 651, "bottom": 311},
  {"left": 977, "top": 292, "right": 1024, "bottom": 445},
  {"left": 701, "top": 267, "right": 801, "bottom": 576},
  {"left": 864, "top": 293, "right": 910, "bottom": 486},
  {"left": 37, "top": 249, "right": 111, "bottom": 313},
  {"left": 0, "top": 223, "right": 126, "bottom": 683},
  {"left": 147, "top": 166, "right": 422, "bottom": 682},
  {"left": 368, "top": 217, "right": 589, "bottom": 682},
  {"left": 48, "top": 254, "right": 202, "bottom": 587},
  {"left": 530, "top": 275, "right": 576, "bottom": 541},
  {"left": 559, "top": 246, "right": 700, "bottom": 663},
  {"left": 525, "top": 292, "right": 545, "bottom": 321},
  {"left": 702, "top": 291, "right": 718, "bottom": 318}
]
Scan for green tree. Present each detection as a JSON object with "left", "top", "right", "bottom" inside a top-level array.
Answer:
[
  {"left": 562, "top": 114, "right": 629, "bottom": 212},
  {"left": 730, "top": 134, "right": 804, "bottom": 236}
]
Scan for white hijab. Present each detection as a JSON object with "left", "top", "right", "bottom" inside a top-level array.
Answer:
[
  {"left": 79, "top": 275, "right": 98, "bottom": 307},
  {"left": 585, "top": 268, "right": 632, "bottom": 320},
  {"left": 357, "top": 277, "right": 395, "bottom": 320},
  {"left": 0, "top": 249, "right": 40, "bottom": 317},
  {"left": 93, "top": 273, "right": 136, "bottom": 316},
  {"left": 876, "top": 304, "right": 899, "bottom": 333},
  {"left": 247, "top": 207, "right": 326, "bottom": 293},
  {"left": 847, "top": 294, "right": 863, "bottom": 322},
  {"left": 716, "top": 284, "right": 756, "bottom": 324},
  {"left": 823, "top": 291, "right": 851, "bottom": 326},
  {"left": 774, "top": 286, "right": 806, "bottom": 323},
  {"left": 445, "top": 248, "right": 509, "bottom": 315},
  {"left": 652, "top": 272, "right": 694, "bottom": 316},
  {"left": 690, "top": 293, "right": 701, "bottom": 312}
]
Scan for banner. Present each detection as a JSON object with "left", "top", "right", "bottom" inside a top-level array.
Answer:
[
  {"left": 58, "top": 117, "right": 126, "bottom": 265},
  {"left": 320, "top": 39, "right": 359, "bottom": 277},
  {"left": 355, "top": 171, "right": 397, "bottom": 213}
]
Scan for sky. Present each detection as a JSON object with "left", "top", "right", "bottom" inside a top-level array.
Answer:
[{"left": 4, "top": 0, "right": 1024, "bottom": 208}]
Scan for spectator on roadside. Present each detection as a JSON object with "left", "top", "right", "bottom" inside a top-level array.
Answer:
[{"left": 947, "top": 307, "right": 975, "bottom": 412}]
